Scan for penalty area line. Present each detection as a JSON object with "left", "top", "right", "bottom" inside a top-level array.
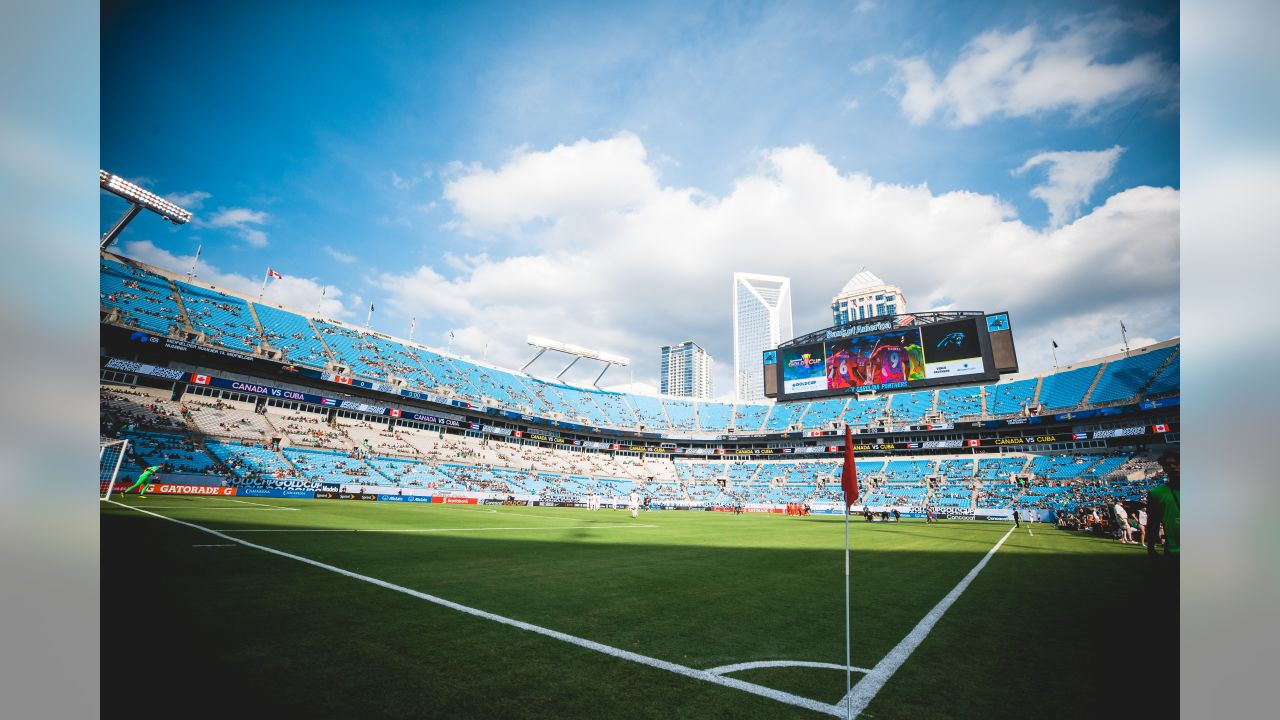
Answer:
[{"left": 106, "top": 500, "right": 842, "bottom": 716}]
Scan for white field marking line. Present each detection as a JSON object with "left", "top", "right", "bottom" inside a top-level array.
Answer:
[
  {"left": 465, "top": 507, "right": 622, "bottom": 523},
  {"left": 121, "top": 506, "right": 300, "bottom": 511},
  {"left": 196, "top": 495, "right": 300, "bottom": 511},
  {"left": 192, "top": 544, "right": 237, "bottom": 547},
  {"left": 707, "top": 660, "right": 874, "bottom": 675},
  {"left": 838, "top": 526, "right": 1016, "bottom": 718},
  {"left": 220, "top": 524, "right": 659, "bottom": 533},
  {"left": 106, "top": 500, "right": 842, "bottom": 717}
]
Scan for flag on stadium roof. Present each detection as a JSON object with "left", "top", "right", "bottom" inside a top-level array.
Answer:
[
  {"left": 840, "top": 425, "right": 859, "bottom": 508},
  {"left": 268, "top": 268, "right": 282, "bottom": 279}
]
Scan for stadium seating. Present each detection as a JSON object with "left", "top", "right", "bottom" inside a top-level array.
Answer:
[
  {"left": 1088, "top": 345, "right": 1178, "bottom": 405},
  {"left": 697, "top": 402, "right": 735, "bottom": 432},
  {"left": 935, "top": 386, "right": 983, "bottom": 420},
  {"left": 841, "top": 395, "right": 888, "bottom": 426},
  {"left": 253, "top": 303, "right": 331, "bottom": 368},
  {"left": 1140, "top": 350, "right": 1179, "bottom": 397},
  {"left": 887, "top": 390, "right": 934, "bottom": 423},
  {"left": 765, "top": 402, "right": 808, "bottom": 432},
  {"left": 731, "top": 404, "right": 771, "bottom": 432},
  {"left": 174, "top": 281, "right": 258, "bottom": 352},
  {"left": 100, "top": 257, "right": 186, "bottom": 336},
  {"left": 663, "top": 399, "right": 698, "bottom": 431},
  {"left": 801, "top": 398, "right": 847, "bottom": 430},
  {"left": 1036, "top": 364, "right": 1101, "bottom": 411},
  {"left": 312, "top": 320, "right": 386, "bottom": 379},
  {"left": 988, "top": 378, "right": 1037, "bottom": 416},
  {"left": 121, "top": 430, "right": 220, "bottom": 475}
]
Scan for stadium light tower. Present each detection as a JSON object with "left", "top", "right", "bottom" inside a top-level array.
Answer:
[
  {"left": 523, "top": 335, "right": 629, "bottom": 388},
  {"left": 99, "top": 170, "right": 193, "bottom": 250}
]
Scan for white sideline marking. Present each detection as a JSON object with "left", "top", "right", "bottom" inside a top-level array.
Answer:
[
  {"left": 192, "top": 544, "right": 237, "bottom": 547},
  {"left": 707, "top": 660, "right": 873, "bottom": 675},
  {"left": 222, "top": 525, "right": 658, "bottom": 533},
  {"left": 107, "top": 501, "right": 841, "bottom": 716},
  {"left": 123, "top": 505, "right": 299, "bottom": 510},
  {"left": 837, "top": 526, "right": 1016, "bottom": 717}
]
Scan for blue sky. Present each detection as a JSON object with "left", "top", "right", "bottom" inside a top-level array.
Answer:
[{"left": 102, "top": 0, "right": 1179, "bottom": 397}]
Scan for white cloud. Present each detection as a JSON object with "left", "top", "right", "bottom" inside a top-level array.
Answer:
[
  {"left": 200, "top": 207, "right": 271, "bottom": 247},
  {"left": 164, "top": 190, "right": 211, "bottom": 210},
  {"left": 854, "top": 0, "right": 876, "bottom": 13},
  {"left": 118, "top": 240, "right": 351, "bottom": 319},
  {"left": 390, "top": 170, "right": 420, "bottom": 190},
  {"left": 376, "top": 134, "right": 1178, "bottom": 391},
  {"left": 891, "top": 16, "right": 1173, "bottom": 126},
  {"left": 324, "top": 245, "right": 356, "bottom": 264},
  {"left": 843, "top": 98, "right": 860, "bottom": 111},
  {"left": 1015, "top": 145, "right": 1124, "bottom": 226}
]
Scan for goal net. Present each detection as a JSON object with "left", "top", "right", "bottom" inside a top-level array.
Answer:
[{"left": 100, "top": 438, "right": 130, "bottom": 500}]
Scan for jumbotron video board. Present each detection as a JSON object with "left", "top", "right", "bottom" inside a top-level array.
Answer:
[{"left": 765, "top": 311, "right": 1018, "bottom": 401}]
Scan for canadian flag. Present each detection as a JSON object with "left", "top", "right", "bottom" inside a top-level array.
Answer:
[
  {"left": 267, "top": 268, "right": 283, "bottom": 279},
  {"left": 335, "top": 376, "right": 352, "bottom": 385},
  {"left": 1152, "top": 423, "right": 1169, "bottom": 433},
  {"left": 966, "top": 439, "right": 980, "bottom": 447},
  {"left": 191, "top": 374, "right": 210, "bottom": 385},
  {"left": 388, "top": 408, "right": 401, "bottom": 418}
]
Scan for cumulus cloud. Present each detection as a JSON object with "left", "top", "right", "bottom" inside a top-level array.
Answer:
[
  {"left": 200, "top": 207, "right": 270, "bottom": 247},
  {"left": 891, "top": 16, "right": 1173, "bottom": 126},
  {"left": 118, "top": 240, "right": 351, "bottom": 319},
  {"left": 376, "top": 134, "right": 1178, "bottom": 391},
  {"left": 324, "top": 245, "right": 356, "bottom": 264},
  {"left": 1015, "top": 145, "right": 1124, "bottom": 226},
  {"left": 163, "top": 190, "right": 211, "bottom": 210}
]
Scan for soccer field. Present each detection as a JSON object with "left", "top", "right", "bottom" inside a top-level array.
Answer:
[{"left": 101, "top": 498, "right": 1173, "bottom": 719}]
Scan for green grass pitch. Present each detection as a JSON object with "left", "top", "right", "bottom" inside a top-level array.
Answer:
[{"left": 101, "top": 497, "right": 1176, "bottom": 719}]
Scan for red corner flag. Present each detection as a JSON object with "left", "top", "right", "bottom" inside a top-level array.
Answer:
[{"left": 840, "top": 425, "right": 859, "bottom": 508}]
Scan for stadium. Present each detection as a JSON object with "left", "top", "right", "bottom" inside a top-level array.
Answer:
[
  {"left": 100, "top": 246, "right": 1180, "bottom": 718},
  {"left": 95, "top": 4, "right": 1182, "bottom": 719}
]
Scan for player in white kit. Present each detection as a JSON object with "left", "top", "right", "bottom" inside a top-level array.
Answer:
[{"left": 628, "top": 490, "right": 640, "bottom": 519}]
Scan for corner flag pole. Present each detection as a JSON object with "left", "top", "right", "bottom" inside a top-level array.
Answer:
[{"left": 839, "top": 424, "right": 859, "bottom": 720}]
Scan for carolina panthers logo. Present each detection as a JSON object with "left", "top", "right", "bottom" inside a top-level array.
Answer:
[{"left": 937, "top": 332, "right": 965, "bottom": 349}]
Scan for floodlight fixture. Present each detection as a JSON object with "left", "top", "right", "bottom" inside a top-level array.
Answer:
[{"left": 99, "top": 169, "right": 193, "bottom": 249}]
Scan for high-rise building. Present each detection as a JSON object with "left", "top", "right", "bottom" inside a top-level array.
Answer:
[
  {"left": 733, "top": 272, "right": 793, "bottom": 402},
  {"left": 659, "top": 341, "right": 713, "bottom": 399},
  {"left": 831, "top": 267, "right": 907, "bottom": 325}
]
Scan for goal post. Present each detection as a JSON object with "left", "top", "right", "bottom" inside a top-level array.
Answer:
[{"left": 100, "top": 438, "right": 130, "bottom": 500}]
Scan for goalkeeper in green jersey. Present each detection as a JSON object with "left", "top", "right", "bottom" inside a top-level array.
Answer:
[{"left": 122, "top": 464, "right": 162, "bottom": 499}]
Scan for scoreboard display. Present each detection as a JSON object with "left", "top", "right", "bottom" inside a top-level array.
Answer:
[{"left": 767, "top": 312, "right": 1018, "bottom": 401}]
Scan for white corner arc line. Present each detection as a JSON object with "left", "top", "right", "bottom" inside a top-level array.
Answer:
[
  {"left": 707, "top": 660, "right": 874, "bottom": 675},
  {"left": 105, "top": 501, "right": 843, "bottom": 717},
  {"left": 838, "top": 526, "right": 1016, "bottom": 718}
]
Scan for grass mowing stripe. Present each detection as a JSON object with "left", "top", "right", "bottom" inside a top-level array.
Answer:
[
  {"left": 106, "top": 500, "right": 844, "bottom": 717},
  {"left": 838, "top": 525, "right": 1016, "bottom": 717}
]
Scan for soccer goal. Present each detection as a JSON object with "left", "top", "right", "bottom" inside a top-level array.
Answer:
[{"left": 100, "top": 438, "right": 130, "bottom": 500}]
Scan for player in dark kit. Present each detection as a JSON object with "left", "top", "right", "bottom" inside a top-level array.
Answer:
[{"left": 1012, "top": 508, "right": 1021, "bottom": 528}]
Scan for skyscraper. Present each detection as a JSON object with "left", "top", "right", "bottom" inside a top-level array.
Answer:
[
  {"left": 659, "top": 341, "right": 713, "bottom": 399},
  {"left": 831, "top": 267, "right": 907, "bottom": 325},
  {"left": 733, "top": 272, "right": 793, "bottom": 402}
]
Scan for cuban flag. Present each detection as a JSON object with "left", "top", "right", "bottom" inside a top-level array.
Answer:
[
  {"left": 321, "top": 397, "right": 337, "bottom": 407},
  {"left": 1072, "top": 432, "right": 1089, "bottom": 440},
  {"left": 190, "top": 374, "right": 210, "bottom": 385}
]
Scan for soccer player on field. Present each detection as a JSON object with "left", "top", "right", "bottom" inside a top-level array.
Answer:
[
  {"left": 628, "top": 489, "right": 640, "bottom": 519},
  {"left": 122, "top": 464, "right": 162, "bottom": 498}
]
